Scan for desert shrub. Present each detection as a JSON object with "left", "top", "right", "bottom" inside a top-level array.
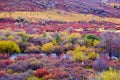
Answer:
[
  {"left": 16, "top": 32, "right": 30, "bottom": 52},
  {"left": 96, "top": 69, "right": 120, "bottom": 80},
  {"left": 84, "top": 34, "right": 100, "bottom": 47},
  {"left": 108, "top": 60, "right": 120, "bottom": 69},
  {"left": 41, "top": 43, "right": 54, "bottom": 54},
  {"left": 53, "top": 46, "right": 63, "bottom": 56},
  {"left": 2, "top": 28, "right": 12, "bottom": 37},
  {"left": 28, "top": 54, "right": 42, "bottom": 59},
  {"left": 81, "top": 46, "right": 87, "bottom": 52},
  {"left": 99, "top": 32, "right": 120, "bottom": 57},
  {"left": 0, "top": 53, "right": 9, "bottom": 60},
  {"left": 44, "top": 68, "right": 69, "bottom": 79},
  {"left": 17, "top": 32, "right": 29, "bottom": 43},
  {"left": 26, "top": 76, "right": 44, "bottom": 80},
  {"left": 71, "top": 46, "right": 86, "bottom": 62},
  {"left": 0, "top": 36, "right": 7, "bottom": 40},
  {"left": 63, "top": 43, "right": 73, "bottom": 52},
  {"left": 6, "top": 69, "right": 13, "bottom": 74},
  {"left": 25, "top": 45, "right": 41, "bottom": 53},
  {"left": 40, "top": 32, "right": 52, "bottom": 44},
  {"left": 68, "top": 33, "right": 81, "bottom": 44},
  {"left": 17, "top": 42, "right": 29, "bottom": 53},
  {"left": 0, "top": 71, "right": 6, "bottom": 77},
  {"left": 34, "top": 68, "right": 48, "bottom": 78},
  {"left": 28, "top": 58, "right": 43, "bottom": 70},
  {"left": 15, "top": 56, "right": 28, "bottom": 61},
  {"left": 29, "top": 35, "right": 42, "bottom": 45},
  {"left": 61, "top": 31, "right": 69, "bottom": 40},
  {"left": 93, "top": 40, "right": 100, "bottom": 47},
  {"left": 52, "top": 33, "right": 62, "bottom": 45},
  {"left": 83, "top": 60, "right": 94, "bottom": 68},
  {"left": 8, "top": 35, "right": 14, "bottom": 40},
  {"left": 72, "top": 51, "right": 86, "bottom": 62},
  {"left": 93, "top": 57, "right": 109, "bottom": 71},
  {"left": 6, "top": 58, "right": 43, "bottom": 72},
  {"left": 0, "top": 70, "right": 33, "bottom": 80},
  {"left": 0, "top": 40, "right": 21, "bottom": 54},
  {"left": 88, "top": 51, "right": 99, "bottom": 60},
  {"left": 43, "top": 73, "right": 56, "bottom": 79},
  {"left": 0, "top": 60, "right": 13, "bottom": 69}
]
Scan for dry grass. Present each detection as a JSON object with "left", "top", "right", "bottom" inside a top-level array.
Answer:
[{"left": 0, "top": 10, "right": 120, "bottom": 24}]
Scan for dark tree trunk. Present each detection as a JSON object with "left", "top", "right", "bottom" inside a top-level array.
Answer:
[{"left": 109, "top": 52, "right": 112, "bottom": 58}]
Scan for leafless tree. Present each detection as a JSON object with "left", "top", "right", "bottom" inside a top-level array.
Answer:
[{"left": 100, "top": 31, "right": 120, "bottom": 57}]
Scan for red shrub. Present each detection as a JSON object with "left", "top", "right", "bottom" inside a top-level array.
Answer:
[
  {"left": 0, "top": 60, "right": 13, "bottom": 69},
  {"left": 34, "top": 68, "right": 48, "bottom": 78},
  {"left": 5, "top": 60, "right": 13, "bottom": 65},
  {"left": 0, "top": 71, "right": 6, "bottom": 77},
  {"left": 46, "top": 68, "right": 69, "bottom": 79},
  {"left": 0, "top": 53, "right": 9, "bottom": 60}
]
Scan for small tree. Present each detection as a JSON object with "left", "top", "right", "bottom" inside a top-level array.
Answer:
[{"left": 100, "top": 32, "right": 120, "bottom": 58}]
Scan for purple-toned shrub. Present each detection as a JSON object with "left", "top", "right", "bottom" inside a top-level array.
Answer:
[
  {"left": 108, "top": 60, "right": 120, "bottom": 69},
  {"left": 83, "top": 60, "right": 94, "bottom": 68},
  {"left": 0, "top": 60, "right": 13, "bottom": 69},
  {"left": 6, "top": 58, "right": 43, "bottom": 72},
  {"left": 93, "top": 57, "right": 109, "bottom": 71},
  {"left": 15, "top": 56, "right": 28, "bottom": 61},
  {"left": 0, "top": 70, "right": 33, "bottom": 80},
  {"left": 28, "top": 54, "right": 42, "bottom": 59},
  {"left": 27, "top": 58, "right": 43, "bottom": 70}
]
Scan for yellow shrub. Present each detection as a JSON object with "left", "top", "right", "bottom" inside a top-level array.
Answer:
[
  {"left": 81, "top": 46, "right": 87, "bottom": 51},
  {"left": 88, "top": 51, "right": 99, "bottom": 60},
  {"left": 26, "top": 76, "right": 44, "bottom": 80},
  {"left": 97, "top": 69, "right": 120, "bottom": 80},
  {"left": 69, "top": 33, "right": 81, "bottom": 39},
  {"left": 0, "top": 40, "right": 21, "bottom": 54},
  {"left": 93, "top": 40, "right": 100, "bottom": 47},
  {"left": 72, "top": 46, "right": 86, "bottom": 62},
  {"left": 74, "top": 46, "right": 81, "bottom": 52},
  {"left": 72, "top": 51, "right": 86, "bottom": 62},
  {"left": 41, "top": 43, "right": 54, "bottom": 54}
]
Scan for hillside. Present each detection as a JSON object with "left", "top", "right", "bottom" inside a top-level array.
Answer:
[
  {"left": 0, "top": 0, "right": 120, "bottom": 18},
  {"left": 0, "top": 11, "right": 120, "bottom": 24}
]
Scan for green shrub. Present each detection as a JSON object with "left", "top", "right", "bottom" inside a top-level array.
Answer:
[
  {"left": 0, "top": 40, "right": 21, "bottom": 54},
  {"left": 52, "top": 33, "right": 61, "bottom": 45},
  {"left": 84, "top": 34, "right": 100, "bottom": 47}
]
